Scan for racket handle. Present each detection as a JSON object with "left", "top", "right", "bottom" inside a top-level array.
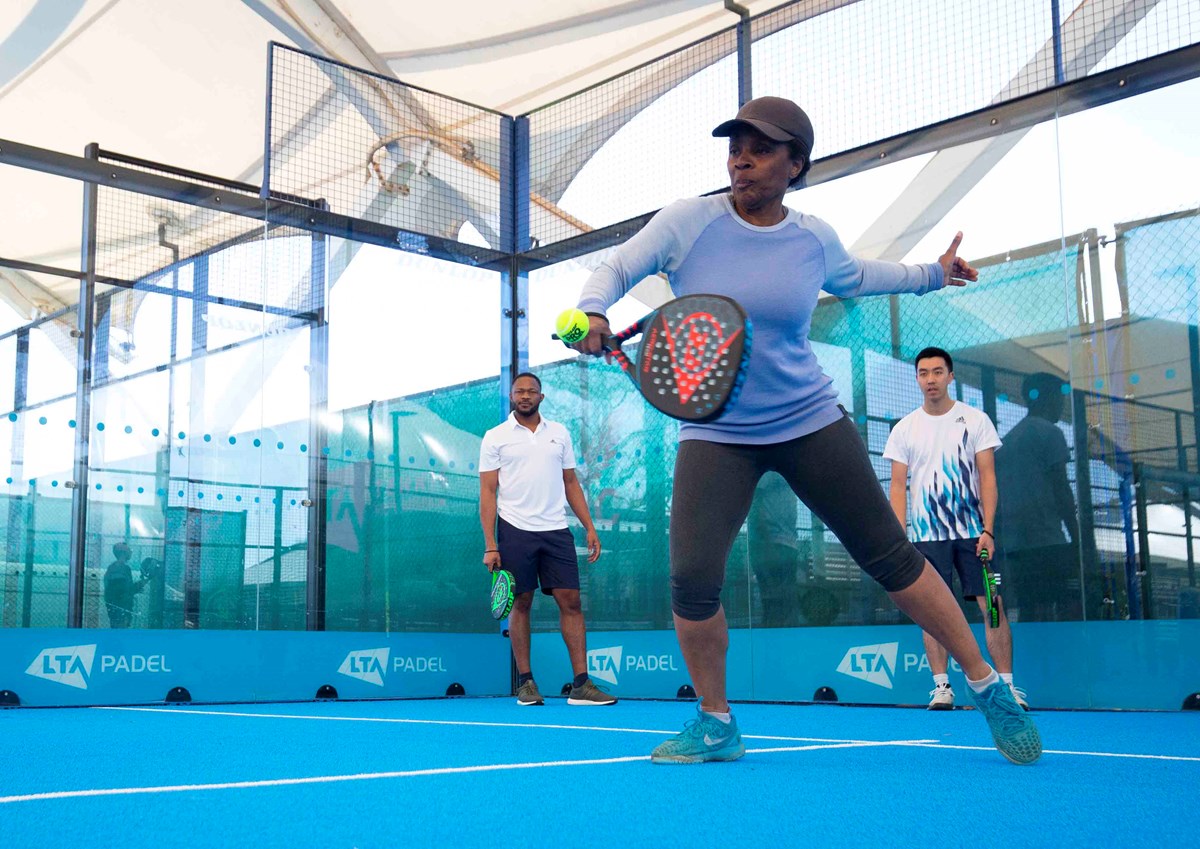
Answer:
[{"left": 550, "top": 332, "right": 616, "bottom": 349}]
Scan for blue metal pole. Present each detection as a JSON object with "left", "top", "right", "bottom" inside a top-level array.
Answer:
[
  {"left": 1050, "top": 0, "right": 1066, "bottom": 85},
  {"left": 498, "top": 115, "right": 530, "bottom": 420}
]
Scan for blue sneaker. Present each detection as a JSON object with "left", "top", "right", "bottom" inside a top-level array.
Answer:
[
  {"left": 650, "top": 704, "right": 745, "bottom": 765},
  {"left": 969, "top": 679, "right": 1042, "bottom": 764}
]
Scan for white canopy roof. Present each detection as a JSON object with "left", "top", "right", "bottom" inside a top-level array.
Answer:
[
  {"left": 0, "top": 1, "right": 1190, "bottom": 340},
  {"left": 0, "top": 0, "right": 791, "bottom": 310}
]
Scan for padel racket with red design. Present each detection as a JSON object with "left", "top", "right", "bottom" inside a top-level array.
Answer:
[{"left": 557, "top": 294, "right": 752, "bottom": 422}]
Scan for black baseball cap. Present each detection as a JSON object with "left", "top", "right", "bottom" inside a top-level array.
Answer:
[{"left": 712, "top": 96, "right": 815, "bottom": 159}]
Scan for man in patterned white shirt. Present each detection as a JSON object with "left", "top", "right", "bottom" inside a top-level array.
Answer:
[{"left": 885, "top": 347, "right": 1027, "bottom": 711}]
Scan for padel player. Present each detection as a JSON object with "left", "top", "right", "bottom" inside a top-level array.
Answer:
[
  {"left": 479, "top": 372, "right": 614, "bottom": 706},
  {"left": 884, "top": 347, "right": 1028, "bottom": 711},
  {"left": 570, "top": 96, "right": 1040, "bottom": 764}
]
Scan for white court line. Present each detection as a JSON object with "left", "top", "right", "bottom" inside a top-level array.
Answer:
[
  {"left": 0, "top": 755, "right": 648, "bottom": 804},
  {"left": 94, "top": 706, "right": 1200, "bottom": 761},
  {"left": 94, "top": 706, "right": 871, "bottom": 744},
  {"left": 96, "top": 705, "right": 1200, "bottom": 762},
  {"left": 890, "top": 741, "right": 1200, "bottom": 762},
  {"left": 746, "top": 741, "right": 933, "bottom": 755},
  {"left": 0, "top": 740, "right": 933, "bottom": 805}
]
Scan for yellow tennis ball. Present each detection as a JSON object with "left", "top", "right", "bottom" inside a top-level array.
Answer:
[{"left": 555, "top": 308, "right": 590, "bottom": 344}]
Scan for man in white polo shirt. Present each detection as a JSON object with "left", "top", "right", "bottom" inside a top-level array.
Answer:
[{"left": 479, "top": 372, "right": 614, "bottom": 707}]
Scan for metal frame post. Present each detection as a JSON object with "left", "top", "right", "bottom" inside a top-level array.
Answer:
[
  {"left": 21, "top": 480, "right": 37, "bottom": 628},
  {"left": 1070, "top": 389, "right": 1098, "bottom": 616},
  {"left": 499, "top": 115, "right": 530, "bottom": 415},
  {"left": 261, "top": 42, "right": 276, "bottom": 200},
  {"left": 1188, "top": 325, "right": 1200, "bottom": 473},
  {"left": 6, "top": 329, "right": 30, "bottom": 626},
  {"left": 305, "top": 200, "right": 330, "bottom": 631},
  {"left": 980, "top": 366, "right": 997, "bottom": 426},
  {"left": 726, "top": 0, "right": 753, "bottom": 105},
  {"left": 67, "top": 143, "right": 101, "bottom": 627},
  {"left": 1050, "top": 0, "right": 1066, "bottom": 85},
  {"left": 1132, "top": 463, "right": 1153, "bottom": 619},
  {"left": 273, "top": 485, "right": 286, "bottom": 628}
]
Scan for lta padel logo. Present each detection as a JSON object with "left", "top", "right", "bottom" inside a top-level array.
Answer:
[
  {"left": 26, "top": 645, "right": 97, "bottom": 690},
  {"left": 25, "top": 645, "right": 173, "bottom": 690},
  {"left": 587, "top": 646, "right": 623, "bottom": 685},
  {"left": 836, "top": 642, "right": 899, "bottom": 689},
  {"left": 339, "top": 648, "right": 390, "bottom": 687},
  {"left": 587, "top": 645, "right": 680, "bottom": 686},
  {"left": 338, "top": 648, "right": 449, "bottom": 687}
]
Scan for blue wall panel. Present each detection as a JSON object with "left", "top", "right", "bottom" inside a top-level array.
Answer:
[
  {"left": 1, "top": 629, "right": 510, "bottom": 706},
  {"left": 531, "top": 621, "right": 1200, "bottom": 710}
]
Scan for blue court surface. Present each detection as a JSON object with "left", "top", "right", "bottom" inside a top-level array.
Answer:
[{"left": 1, "top": 698, "right": 1195, "bottom": 848}]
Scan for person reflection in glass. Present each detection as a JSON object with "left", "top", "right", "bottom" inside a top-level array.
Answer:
[
  {"left": 747, "top": 472, "right": 802, "bottom": 627},
  {"left": 103, "top": 542, "right": 146, "bottom": 628},
  {"left": 994, "top": 373, "right": 1082, "bottom": 621}
]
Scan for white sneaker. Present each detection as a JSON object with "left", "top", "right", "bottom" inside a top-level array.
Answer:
[
  {"left": 1009, "top": 684, "right": 1030, "bottom": 711},
  {"left": 928, "top": 683, "right": 955, "bottom": 710}
]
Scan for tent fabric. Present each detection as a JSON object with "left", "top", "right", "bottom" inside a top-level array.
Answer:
[{"left": 0, "top": 0, "right": 785, "bottom": 310}]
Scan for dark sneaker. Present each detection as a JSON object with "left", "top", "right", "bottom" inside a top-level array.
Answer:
[
  {"left": 969, "top": 679, "right": 1042, "bottom": 764},
  {"left": 567, "top": 679, "right": 617, "bottom": 705},
  {"left": 650, "top": 703, "right": 745, "bottom": 765},
  {"left": 516, "top": 679, "right": 544, "bottom": 706}
]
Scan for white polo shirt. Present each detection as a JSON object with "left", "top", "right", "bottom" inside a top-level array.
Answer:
[{"left": 479, "top": 413, "right": 577, "bottom": 532}]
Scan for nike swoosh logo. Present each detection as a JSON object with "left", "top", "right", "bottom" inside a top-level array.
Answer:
[{"left": 704, "top": 733, "right": 732, "bottom": 747}]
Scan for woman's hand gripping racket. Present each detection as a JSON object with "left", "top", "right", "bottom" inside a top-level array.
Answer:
[
  {"left": 556, "top": 295, "right": 752, "bottom": 423},
  {"left": 980, "top": 547, "right": 1001, "bottom": 629}
]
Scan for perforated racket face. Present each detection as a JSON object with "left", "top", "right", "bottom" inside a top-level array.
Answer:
[
  {"left": 490, "top": 570, "right": 515, "bottom": 620},
  {"left": 633, "top": 295, "right": 750, "bottom": 422}
]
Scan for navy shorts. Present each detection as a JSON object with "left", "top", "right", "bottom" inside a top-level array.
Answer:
[
  {"left": 497, "top": 517, "right": 580, "bottom": 596},
  {"left": 914, "top": 539, "right": 987, "bottom": 599}
]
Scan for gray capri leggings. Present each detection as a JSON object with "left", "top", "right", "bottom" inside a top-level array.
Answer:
[{"left": 670, "top": 414, "right": 925, "bottom": 620}]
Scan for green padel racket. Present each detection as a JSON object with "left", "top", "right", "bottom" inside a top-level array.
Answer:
[
  {"left": 490, "top": 569, "right": 515, "bottom": 620},
  {"left": 980, "top": 548, "right": 1001, "bottom": 629}
]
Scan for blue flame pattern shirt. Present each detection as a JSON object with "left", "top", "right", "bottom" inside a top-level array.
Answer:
[{"left": 883, "top": 402, "right": 1001, "bottom": 542}]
